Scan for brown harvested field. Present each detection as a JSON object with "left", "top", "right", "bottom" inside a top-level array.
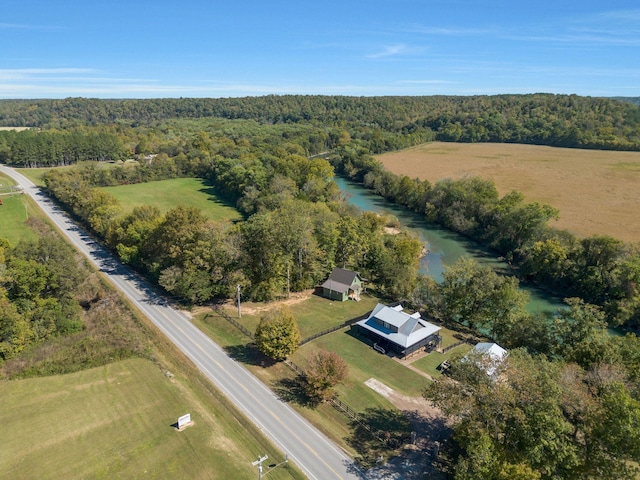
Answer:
[{"left": 377, "top": 142, "right": 640, "bottom": 243}]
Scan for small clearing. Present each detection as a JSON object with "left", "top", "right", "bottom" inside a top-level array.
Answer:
[{"left": 232, "top": 289, "right": 316, "bottom": 315}]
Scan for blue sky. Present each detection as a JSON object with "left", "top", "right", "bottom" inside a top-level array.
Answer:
[{"left": 2, "top": 0, "right": 639, "bottom": 98}]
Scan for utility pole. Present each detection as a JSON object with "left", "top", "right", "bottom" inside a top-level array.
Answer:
[
  {"left": 251, "top": 453, "right": 288, "bottom": 480},
  {"left": 237, "top": 284, "right": 242, "bottom": 318},
  {"left": 252, "top": 454, "right": 268, "bottom": 480}
]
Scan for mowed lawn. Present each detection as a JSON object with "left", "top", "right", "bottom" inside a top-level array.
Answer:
[
  {"left": 0, "top": 173, "right": 38, "bottom": 245},
  {"left": 215, "top": 292, "right": 380, "bottom": 340},
  {"left": 194, "top": 293, "right": 429, "bottom": 452},
  {"left": 199, "top": 293, "right": 430, "bottom": 398},
  {"left": 103, "top": 177, "right": 243, "bottom": 222},
  {"left": 377, "top": 142, "right": 640, "bottom": 242},
  {"left": 15, "top": 167, "right": 57, "bottom": 187},
  {"left": 0, "top": 358, "right": 300, "bottom": 480}
]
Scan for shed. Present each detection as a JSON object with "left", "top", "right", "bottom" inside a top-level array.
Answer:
[{"left": 321, "top": 267, "right": 363, "bottom": 301}]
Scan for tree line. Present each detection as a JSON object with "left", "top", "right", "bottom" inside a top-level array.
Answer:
[
  {"left": 1, "top": 94, "right": 639, "bottom": 151},
  {"left": 0, "top": 127, "right": 126, "bottom": 167}
]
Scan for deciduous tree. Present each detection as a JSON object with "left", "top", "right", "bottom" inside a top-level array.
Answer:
[
  {"left": 254, "top": 306, "right": 300, "bottom": 360},
  {"left": 304, "top": 349, "right": 348, "bottom": 401}
]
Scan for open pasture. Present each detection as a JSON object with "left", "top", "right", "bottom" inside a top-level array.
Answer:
[
  {"left": 103, "top": 177, "right": 243, "bottom": 222},
  {"left": 377, "top": 142, "right": 640, "bottom": 242},
  {"left": 15, "top": 166, "right": 57, "bottom": 186},
  {"left": 0, "top": 358, "right": 299, "bottom": 480},
  {"left": 0, "top": 172, "right": 38, "bottom": 245}
]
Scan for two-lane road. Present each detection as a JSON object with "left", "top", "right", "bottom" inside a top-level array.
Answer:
[{"left": 1, "top": 166, "right": 363, "bottom": 480}]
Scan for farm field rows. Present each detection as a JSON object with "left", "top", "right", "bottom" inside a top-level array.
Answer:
[{"left": 376, "top": 142, "right": 640, "bottom": 242}]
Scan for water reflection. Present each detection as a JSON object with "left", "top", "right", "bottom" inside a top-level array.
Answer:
[{"left": 335, "top": 176, "right": 565, "bottom": 315}]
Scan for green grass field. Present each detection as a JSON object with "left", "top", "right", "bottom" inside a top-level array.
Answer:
[
  {"left": 12, "top": 170, "right": 241, "bottom": 226},
  {"left": 294, "top": 329, "right": 429, "bottom": 398},
  {"left": 411, "top": 343, "right": 473, "bottom": 378},
  {"left": 199, "top": 293, "right": 433, "bottom": 397},
  {"left": 14, "top": 167, "right": 55, "bottom": 187},
  {"left": 0, "top": 358, "right": 301, "bottom": 480},
  {"left": 0, "top": 173, "right": 38, "bottom": 245},
  {"left": 103, "top": 178, "right": 243, "bottom": 222},
  {"left": 216, "top": 293, "right": 380, "bottom": 340}
]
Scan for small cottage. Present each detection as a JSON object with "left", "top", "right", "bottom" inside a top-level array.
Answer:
[{"left": 321, "top": 267, "right": 363, "bottom": 301}]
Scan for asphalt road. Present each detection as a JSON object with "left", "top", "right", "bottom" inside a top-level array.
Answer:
[{"left": 1, "top": 166, "right": 364, "bottom": 480}]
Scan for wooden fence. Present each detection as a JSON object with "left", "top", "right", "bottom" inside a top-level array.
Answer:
[
  {"left": 299, "top": 312, "right": 369, "bottom": 345},
  {"left": 211, "top": 305, "right": 254, "bottom": 340},
  {"left": 208, "top": 306, "right": 409, "bottom": 449},
  {"left": 442, "top": 340, "right": 464, "bottom": 353}
]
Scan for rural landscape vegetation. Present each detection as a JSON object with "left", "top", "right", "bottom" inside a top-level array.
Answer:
[{"left": 1, "top": 94, "right": 640, "bottom": 479}]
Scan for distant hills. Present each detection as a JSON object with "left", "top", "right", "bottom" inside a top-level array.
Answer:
[
  {"left": 616, "top": 97, "right": 640, "bottom": 106},
  {"left": 1, "top": 94, "right": 639, "bottom": 151}
]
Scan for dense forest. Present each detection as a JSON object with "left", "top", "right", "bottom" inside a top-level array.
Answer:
[
  {"left": 617, "top": 96, "right": 640, "bottom": 107},
  {"left": 2, "top": 94, "right": 640, "bottom": 150}
]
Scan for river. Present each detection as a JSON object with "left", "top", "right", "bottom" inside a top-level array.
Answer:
[{"left": 335, "top": 176, "right": 566, "bottom": 316}]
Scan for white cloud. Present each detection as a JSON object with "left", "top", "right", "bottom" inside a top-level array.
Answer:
[
  {"left": 366, "top": 43, "right": 427, "bottom": 59},
  {"left": 367, "top": 44, "right": 408, "bottom": 59}
]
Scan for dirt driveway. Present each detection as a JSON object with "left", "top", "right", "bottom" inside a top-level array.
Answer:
[{"left": 364, "top": 378, "right": 451, "bottom": 479}]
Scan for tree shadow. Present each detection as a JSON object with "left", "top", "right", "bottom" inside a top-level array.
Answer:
[
  {"left": 403, "top": 409, "right": 452, "bottom": 446},
  {"left": 223, "top": 343, "right": 277, "bottom": 367},
  {"left": 272, "top": 376, "right": 320, "bottom": 408},
  {"left": 346, "top": 407, "right": 413, "bottom": 468}
]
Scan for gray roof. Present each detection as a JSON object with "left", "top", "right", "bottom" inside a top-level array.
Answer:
[
  {"left": 357, "top": 303, "right": 441, "bottom": 349},
  {"left": 464, "top": 342, "right": 508, "bottom": 377},
  {"left": 321, "top": 268, "right": 362, "bottom": 294}
]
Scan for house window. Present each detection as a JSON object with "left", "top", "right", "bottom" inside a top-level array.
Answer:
[{"left": 374, "top": 317, "right": 397, "bottom": 332}]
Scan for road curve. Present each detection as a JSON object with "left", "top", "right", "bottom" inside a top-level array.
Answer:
[{"left": 1, "top": 166, "right": 364, "bottom": 480}]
